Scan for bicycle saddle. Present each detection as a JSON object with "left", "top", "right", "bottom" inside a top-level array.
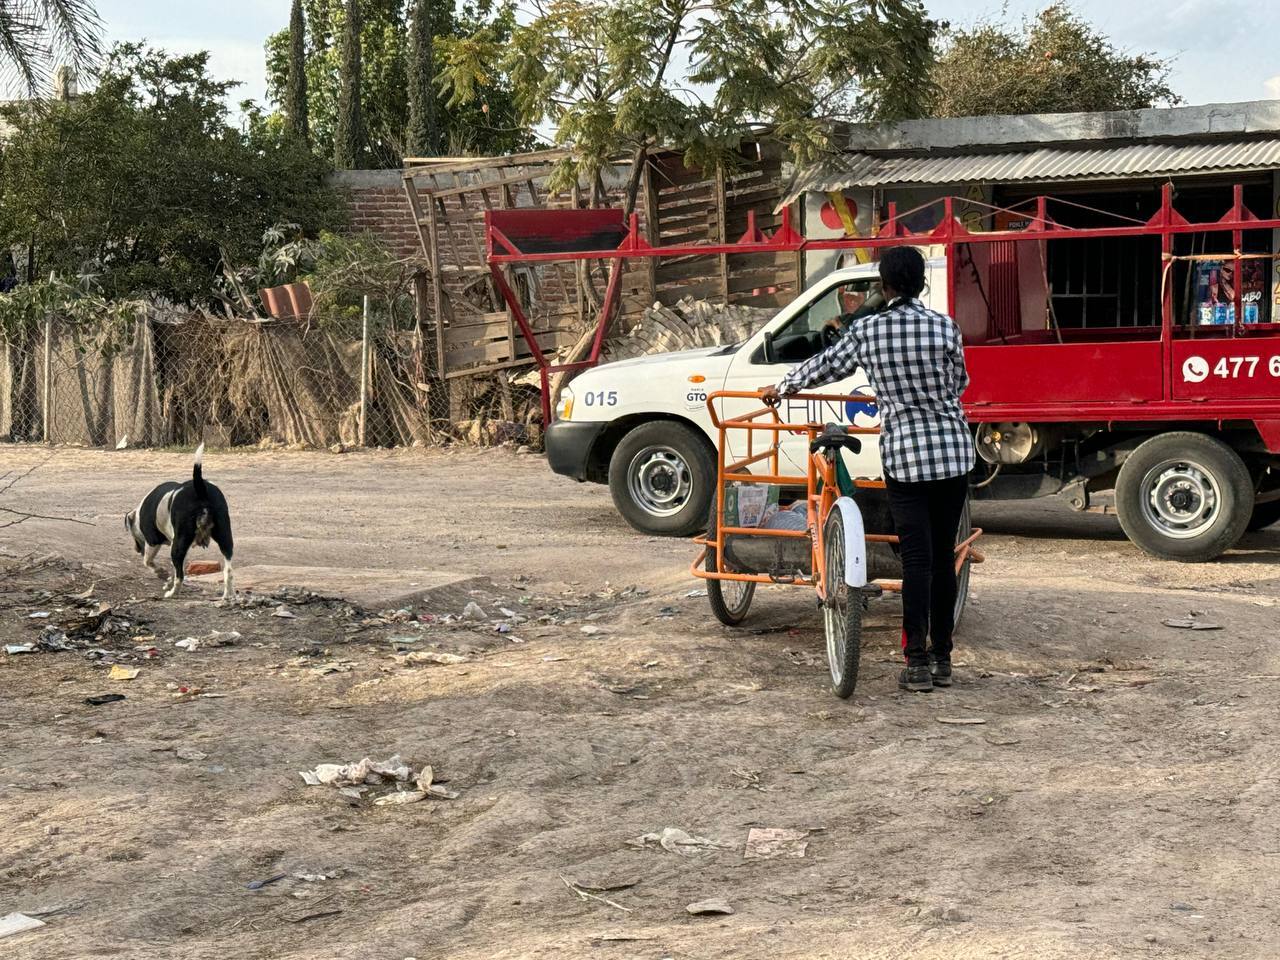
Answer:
[{"left": 809, "top": 422, "right": 862, "bottom": 455}]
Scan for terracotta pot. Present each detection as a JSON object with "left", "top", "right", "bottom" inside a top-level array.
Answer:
[
  {"left": 284, "top": 281, "right": 314, "bottom": 320},
  {"left": 258, "top": 285, "right": 291, "bottom": 319}
]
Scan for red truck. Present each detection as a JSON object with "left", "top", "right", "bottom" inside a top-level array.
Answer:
[{"left": 488, "top": 183, "right": 1280, "bottom": 561}]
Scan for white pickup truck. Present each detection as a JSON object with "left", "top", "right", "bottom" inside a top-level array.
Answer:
[{"left": 543, "top": 261, "right": 928, "bottom": 535}]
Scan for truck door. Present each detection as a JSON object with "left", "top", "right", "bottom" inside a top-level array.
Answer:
[{"left": 723, "top": 277, "right": 883, "bottom": 480}]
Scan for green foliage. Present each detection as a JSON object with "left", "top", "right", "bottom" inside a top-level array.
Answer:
[
  {"left": 0, "top": 274, "right": 145, "bottom": 357},
  {"left": 438, "top": 0, "right": 938, "bottom": 209},
  {"left": 286, "top": 0, "right": 310, "bottom": 140},
  {"left": 931, "top": 5, "right": 1179, "bottom": 117},
  {"left": 334, "top": 0, "right": 364, "bottom": 168},
  {"left": 405, "top": 0, "right": 441, "bottom": 156},
  {"left": 0, "top": 0, "right": 102, "bottom": 95},
  {"left": 0, "top": 44, "right": 343, "bottom": 306},
  {"left": 265, "top": 0, "right": 535, "bottom": 167}
]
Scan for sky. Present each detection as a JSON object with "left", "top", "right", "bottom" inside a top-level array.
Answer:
[{"left": 92, "top": 0, "right": 1280, "bottom": 114}]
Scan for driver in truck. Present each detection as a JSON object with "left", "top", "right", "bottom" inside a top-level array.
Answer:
[{"left": 762, "top": 246, "right": 974, "bottom": 694}]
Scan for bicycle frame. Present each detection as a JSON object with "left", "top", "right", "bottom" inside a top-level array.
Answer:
[{"left": 690, "top": 390, "right": 984, "bottom": 603}]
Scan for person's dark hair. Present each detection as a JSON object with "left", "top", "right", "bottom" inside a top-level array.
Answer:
[{"left": 879, "top": 246, "right": 926, "bottom": 300}]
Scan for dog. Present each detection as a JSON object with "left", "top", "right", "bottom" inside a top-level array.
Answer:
[{"left": 125, "top": 444, "right": 234, "bottom": 600}]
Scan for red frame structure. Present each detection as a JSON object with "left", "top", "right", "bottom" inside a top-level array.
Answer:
[{"left": 485, "top": 183, "right": 1280, "bottom": 446}]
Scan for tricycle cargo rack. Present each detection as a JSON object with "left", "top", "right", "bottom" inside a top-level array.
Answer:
[{"left": 691, "top": 390, "right": 983, "bottom": 698}]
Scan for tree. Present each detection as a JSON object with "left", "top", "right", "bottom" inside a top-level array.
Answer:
[
  {"left": 0, "top": 44, "right": 342, "bottom": 305},
  {"left": 286, "top": 0, "right": 310, "bottom": 140},
  {"left": 0, "top": 0, "right": 101, "bottom": 94},
  {"left": 405, "top": 0, "right": 441, "bottom": 157},
  {"left": 931, "top": 5, "right": 1179, "bottom": 118},
  {"left": 333, "top": 0, "right": 363, "bottom": 168},
  {"left": 439, "top": 0, "right": 938, "bottom": 217},
  {"left": 264, "top": 0, "right": 537, "bottom": 167}
]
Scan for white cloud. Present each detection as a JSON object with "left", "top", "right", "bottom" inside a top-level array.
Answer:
[{"left": 1266, "top": 75, "right": 1280, "bottom": 100}]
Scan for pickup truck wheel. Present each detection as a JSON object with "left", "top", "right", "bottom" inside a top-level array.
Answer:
[
  {"left": 1247, "top": 499, "right": 1280, "bottom": 532},
  {"left": 608, "top": 421, "right": 715, "bottom": 536},
  {"left": 1115, "top": 432, "right": 1253, "bottom": 562}
]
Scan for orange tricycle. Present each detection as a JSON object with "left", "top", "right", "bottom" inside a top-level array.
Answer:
[{"left": 691, "top": 390, "right": 984, "bottom": 698}]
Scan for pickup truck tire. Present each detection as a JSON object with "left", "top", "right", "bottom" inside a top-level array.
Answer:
[
  {"left": 1246, "top": 500, "right": 1280, "bottom": 532},
  {"left": 608, "top": 421, "right": 715, "bottom": 537},
  {"left": 1115, "top": 432, "right": 1253, "bottom": 562}
]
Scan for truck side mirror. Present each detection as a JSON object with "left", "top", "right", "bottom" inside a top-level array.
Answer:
[{"left": 762, "top": 330, "right": 777, "bottom": 365}]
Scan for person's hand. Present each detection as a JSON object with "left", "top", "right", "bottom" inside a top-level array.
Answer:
[{"left": 760, "top": 384, "right": 782, "bottom": 407}]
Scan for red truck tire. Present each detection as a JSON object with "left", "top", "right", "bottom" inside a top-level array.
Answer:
[{"left": 1115, "top": 432, "right": 1254, "bottom": 562}]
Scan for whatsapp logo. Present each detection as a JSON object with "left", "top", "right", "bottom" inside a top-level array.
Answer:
[{"left": 1181, "top": 355, "right": 1209, "bottom": 383}]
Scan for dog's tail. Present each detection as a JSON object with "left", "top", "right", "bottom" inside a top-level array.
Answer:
[{"left": 193, "top": 442, "right": 208, "bottom": 498}]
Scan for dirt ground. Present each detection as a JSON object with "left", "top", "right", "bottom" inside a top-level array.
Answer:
[{"left": 2, "top": 446, "right": 1280, "bottom": 960}]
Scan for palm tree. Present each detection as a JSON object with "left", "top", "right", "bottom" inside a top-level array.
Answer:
[{"left": 0, "top": 0, "right": 102, "bottom": 95}]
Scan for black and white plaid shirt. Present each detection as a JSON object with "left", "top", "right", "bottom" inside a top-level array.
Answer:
[{"left": 776, "top": 297, "right": 974, "bottom": 483}]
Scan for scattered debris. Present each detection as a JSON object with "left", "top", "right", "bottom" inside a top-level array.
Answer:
[
  {"left": 175, "top": 748, "right": 208, "bottom": 761},
  {"left": 273, "top": 606, "right": 298, "bottom": 620},
  {"left": 984, "top": 735, "right": 1021, "bottom": 746},
  {"left": 108, "top": 665, "right": 140, "bottom": 681},
  {"left": 590, "top": 933, "right": 657, "bottom": 944},
  {"left": 373, "top": 790, "right": 426, "bottom": 806},
  {"left": 744, "top": 827, "right": 809, "bottom": 860},
  {"left": 0, "top": 913, "right": 45, "bottom": 939},
  {"left": 84, "top": 694, "right": 126, "bottom": 706},
  {"left": 686, "top": 898, "right": 734, "bottom": 916},
  {"left": 27, "top": 611, "right": 51, "bottom": 619},
  {"left": 561, "top": 875, "right": 632, "bottom": 912},
  {"left": 176, "top": 630, "right": 241, "bottom": 652},
  {"left": 245, "top": 873, "right": 287, "bottom": 890},
  {"left": 936, "top": 717, "right": 986, "bottom": 725},
  {"left": 286, "top": 909, "right": 342, "bottom": 923},
  {"left": 580, "top": 625, "right": 602, "bottom": 636},
  {"left": 925, "top": 904, "right": 970, "bottom": 923},
  {"left": 300, "top": 754, "right": 452, "bottom": 805},
  {"left": 1162, "top": 618, "right": 1223, "bottom": 631},
  {"left": 462, "top": 602, "right": 486, "bottom": 621},
  {"left": 394, "top": 651, "right": 469, "bottom": 666},
  {"left": 628, "top": 827, "right": 730, "bottom": 856},
  {"left": 5, "top": 644, "right": 35, "bottom": 655},
  {"left": 685, "top": 589, "right": 706, "bottom": 597},
  {"left": 38, "top": 627, "right": 72, "bottom": 651}
]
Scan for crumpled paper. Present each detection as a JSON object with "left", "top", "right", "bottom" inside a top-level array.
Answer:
[{"left": 627, "top": 827, "right": 730, "bottom": 856}]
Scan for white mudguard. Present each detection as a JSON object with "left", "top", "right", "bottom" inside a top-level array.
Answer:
[{"left": 831, "top": 496, "right": 868, "bottom": 587}]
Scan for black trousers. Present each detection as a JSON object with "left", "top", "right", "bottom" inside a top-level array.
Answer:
[{"left": 885, "top": 474, "right": 969, "bottom": 667}]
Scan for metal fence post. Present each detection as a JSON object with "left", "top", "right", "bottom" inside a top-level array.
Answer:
[
  {"left": 358, "top": 295, "right": 370, "bottom": 447},
  {"left": 42, "top": 313, "right": 53, "bottom": 444}
]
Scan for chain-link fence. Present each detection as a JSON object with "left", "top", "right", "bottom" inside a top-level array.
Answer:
[{"left": 0, "top": 308, "right": 524, "bottom": 449}]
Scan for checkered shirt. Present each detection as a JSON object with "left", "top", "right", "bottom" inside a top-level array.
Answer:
[{"left": 776, "top": 297, "right": 974, "bottom": 483}]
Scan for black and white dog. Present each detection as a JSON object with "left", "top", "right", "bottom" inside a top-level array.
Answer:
[{"left": 125, "top": 444, "right": 235, "bottom": 600}]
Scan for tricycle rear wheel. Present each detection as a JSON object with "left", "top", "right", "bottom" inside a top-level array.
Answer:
[
  {"left": 705, "top": 513, "right": 756, "bottom": 626},
  {"left": 822, "top": 509, "right": 862, "bottom": 699}
]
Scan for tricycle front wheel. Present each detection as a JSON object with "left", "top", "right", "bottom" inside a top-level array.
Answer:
[{"left": 822, "top": 509, "right": 862, "bottom": 699}]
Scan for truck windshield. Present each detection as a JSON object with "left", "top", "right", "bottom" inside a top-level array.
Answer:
[{"left": 765, "top": 278, "right": 882, "bottom": 363}]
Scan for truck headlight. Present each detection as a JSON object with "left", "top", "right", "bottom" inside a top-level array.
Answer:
[{"left": 556, "top": 390, "right": 574, "bottom": 422}]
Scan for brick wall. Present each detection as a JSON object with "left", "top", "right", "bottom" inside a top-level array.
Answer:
[{"left": 329, "top": 169, "right": 422, "bottom": 260}]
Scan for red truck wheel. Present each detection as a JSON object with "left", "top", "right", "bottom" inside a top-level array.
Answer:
[{"left": 1115, "top": 432, "right": 1253, "bottom": 562}]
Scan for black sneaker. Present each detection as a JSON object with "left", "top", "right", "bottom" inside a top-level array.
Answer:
[
  {"left": 930, "top": 659, "right": 952, "bottom": 687},
  {"left": 898, "top": 664, "right": 933, "bottom": 692}
]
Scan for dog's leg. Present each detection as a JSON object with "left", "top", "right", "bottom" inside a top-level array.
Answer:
[
  {"left": 212, "top": 525, "right": 235, "bottom": 602},
  {"left": 165, "top": 534, "right": 193, "bottom": 599},
  {"left": 143, "top": 543, "right": 162, "bottom": 577}
]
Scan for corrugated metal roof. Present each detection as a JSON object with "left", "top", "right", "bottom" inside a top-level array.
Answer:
[{"left": 782, "top": 138, "right": 1280, "bottom": 204}]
